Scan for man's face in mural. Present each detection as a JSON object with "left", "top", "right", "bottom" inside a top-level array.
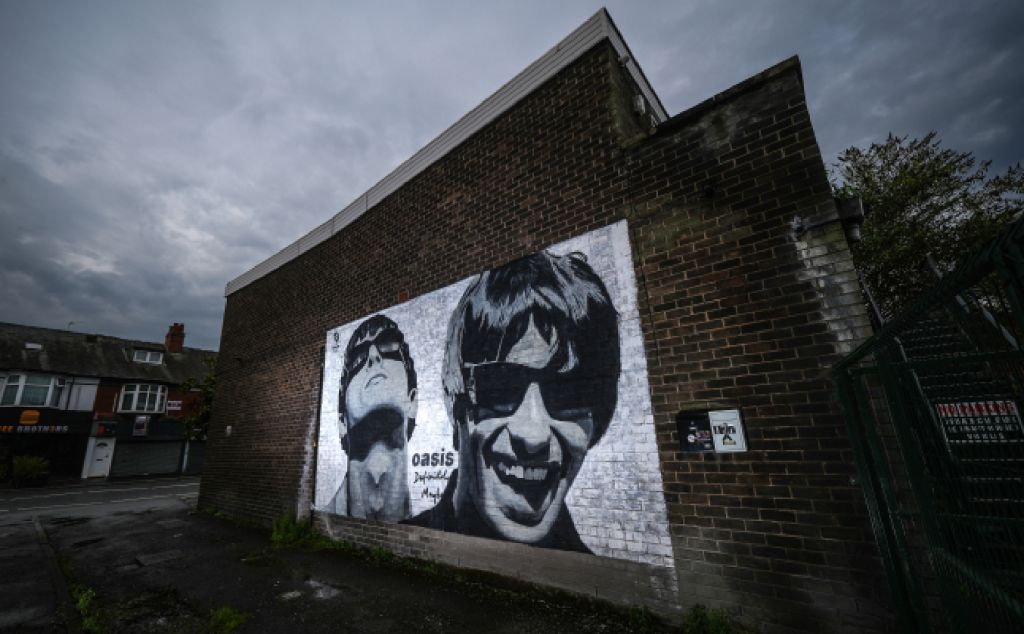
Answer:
[
  {"left": 462, "top": 316, "right": 595, "bottom": 543},
  {"left": 345, "top": 328, "right": 414, "bottom": 422},
  {"left": 343, "top": 325, "right": 417, "bottom": 521}
]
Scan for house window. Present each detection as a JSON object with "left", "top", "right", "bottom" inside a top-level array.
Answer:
[
  {"left": 119, "top": 384, "right": 167, "bottom": 413},
  {"left": 133, "top": 350, "right": 164, "bottom": 364},
  {"left": 0, "top": 374, "right": 65, "bottom": 407}
]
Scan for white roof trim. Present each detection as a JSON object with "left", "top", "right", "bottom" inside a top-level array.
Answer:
[{"left": 225, "top": 8, "right": 665, "bottom": 296}]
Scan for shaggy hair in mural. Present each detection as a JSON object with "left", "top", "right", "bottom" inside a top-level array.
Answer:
[{"left": 316, "top": 221, "right": 674, "bottom": 567}]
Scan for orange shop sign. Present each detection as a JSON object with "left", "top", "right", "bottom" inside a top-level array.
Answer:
[{"left": 19, "top": 410, "right": 40, "bottom": 425}]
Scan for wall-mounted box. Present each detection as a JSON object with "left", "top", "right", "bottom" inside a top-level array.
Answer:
[{"left": 677, "top": 408, "right": 747, "bottom": 454}]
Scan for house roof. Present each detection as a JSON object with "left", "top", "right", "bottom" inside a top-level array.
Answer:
[
  {"left": 0, "top": 322, "right": 214, "bottom": 384},
  {"left": 223, "top": 8, "right": 666, "bottom": 297}
]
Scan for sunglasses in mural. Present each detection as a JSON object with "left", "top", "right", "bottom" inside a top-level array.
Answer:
[
  {"left": 406, "top": 250, "right": 620, "bottom": 553},
  {"left": 344, "top": 329, "right": 405, "bottom": 377},
  {"left": 463, "top": 362, "right": 598, "bottom": 422}
]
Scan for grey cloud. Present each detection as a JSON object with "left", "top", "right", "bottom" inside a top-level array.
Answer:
[
  {"left": 1, "top": 0, "right": 1021, "bottom": 351},
  {"left": 612, "top": 0, "right": 1023, "bottom": 171}
]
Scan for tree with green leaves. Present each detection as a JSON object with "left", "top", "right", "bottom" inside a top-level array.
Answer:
[
  {"left": 832, "top": 132, "right": 1022, "bottom": 318},
  {"left": 181, "top": 355, "right": 217, "bottom": 441}
]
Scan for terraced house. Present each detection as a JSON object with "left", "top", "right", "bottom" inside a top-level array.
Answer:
[{"left": 1, "top": 322, "right": 213, "bottom": 481}]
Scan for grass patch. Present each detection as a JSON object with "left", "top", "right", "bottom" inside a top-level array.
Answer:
[
  {"left": 57, "top": 554, "right": 104, "bottom": 632},
  {"left": 270, "top": 513, "right": 313, "bottom": 546},
  {"left": 682, "top": 604, "right": 755, "bottom": 634},
  {"left": 272, "top": 523, "right": 383, "bottom": 561},
  {"left": 368, "top": 545, "right": 395, "bottom": 565},
  {"left": 70, "top": 584, "right": 104, "bottom": 633},
  {"left": 627, "top": 605, "right": 658, "bottom": 633},
  {"left": 269, "top": 513, "right": 363, "bottom": 555},
  {"left": 208, "top": 606, "right": 251, "bottom": 633}
]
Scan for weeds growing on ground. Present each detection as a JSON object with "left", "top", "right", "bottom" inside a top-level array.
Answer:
[
  {"left": 269, "top": 513, "right": 362, "bottom": 554},
  {"left": 369, "top": 545, "right": 395, "bottom": 565},
  {"left": 270, "top": 513, "right": 313, "bottom": 546},
  {"left": 70, "top": 584, "right": 103, "bottom": 633},
  {"left": 627, "top": 605, "right": 658, "bottom": 632},
  {"left": 59, "top": 554, "right": 104, "bottom": 633},
  {"left": 682, "top": 604, "right": 754, "bottom": 634},
  {"left": 208, "top": 606, "right": 250, "bottom": 633}
]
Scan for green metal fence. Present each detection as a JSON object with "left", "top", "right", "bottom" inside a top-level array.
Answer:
[{"left": 834, "top": 216, "right": 1024, "bottom": 633}]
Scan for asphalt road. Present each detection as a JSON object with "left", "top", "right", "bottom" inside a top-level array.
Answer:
[
  {"left": 0, "top": 476, "right": 199, "bottom": 630},
  {"left": 0, "top": 476, "right": 199, "bottom": 520}
]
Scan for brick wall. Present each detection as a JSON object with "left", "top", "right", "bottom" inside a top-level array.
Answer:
[
  {"left": 202, "top": 41, "right": 894, "bottom": 632},
  {"left": 624, "top": 63, "right": 893, "bottom": 632},
  {"left": 94, "top": 383, "right": 121, "bottom": 416},
  {"left": 93, "top": 381, "right": 197, "bottom": 421}
]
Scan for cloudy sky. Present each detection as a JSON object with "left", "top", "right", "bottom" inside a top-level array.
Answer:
[{"left": 1, "top": 0, "right": 1021, "bottom": 351}]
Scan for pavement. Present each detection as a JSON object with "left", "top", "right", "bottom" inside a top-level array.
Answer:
[
  {"left": 0, "top": 515, "right": 67, "bottom": 631},
  {"left": 0, "top": 476, "right": 199, "bottom": 632},
  {"left": 0, "top": 478, "right": 671, "bottom": 633}
]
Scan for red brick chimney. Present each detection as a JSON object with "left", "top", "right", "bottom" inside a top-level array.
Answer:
[{"left": 165, "top": 323, "right": 185, "bottom": 353}]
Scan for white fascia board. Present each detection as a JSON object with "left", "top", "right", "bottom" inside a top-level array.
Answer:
[{"left": 224, "top": 8, "right": 665, "bottom": 297}]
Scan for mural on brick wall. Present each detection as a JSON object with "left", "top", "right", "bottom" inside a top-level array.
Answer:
[{"left": 315, "top": 221, "right": 674, "bottom": 567}]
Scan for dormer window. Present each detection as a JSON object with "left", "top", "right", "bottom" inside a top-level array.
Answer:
[{"left": 133, "top": 350, "right": 164, "bottom": 364}]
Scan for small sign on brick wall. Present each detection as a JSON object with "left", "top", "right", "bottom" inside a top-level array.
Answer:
[
  {"left": 676, "top": 411, "right": 714, "bottom": 452},
  {"left": 133, "top": 415, "right": 150, "bottom": 437},
  {"left": 710, "top": 409, "right": 747, "bottom": 453},
  {"left": 677, "top": 408, "right": 748, "bottom": 453}
]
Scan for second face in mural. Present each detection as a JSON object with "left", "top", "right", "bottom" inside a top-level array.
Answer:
[{"left": 338, "top": 315, "right": 417, "bottom": 521}]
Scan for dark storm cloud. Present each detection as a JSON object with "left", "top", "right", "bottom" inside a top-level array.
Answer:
[
  {"left": 620, "top": 0, "right": 1024, "bottom": 172},
  {"left": 1, "top": 0, "right": 1020, "bottom": 350}
]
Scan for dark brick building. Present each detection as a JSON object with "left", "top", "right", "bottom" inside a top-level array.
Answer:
[{"left": 202, "top": 10, "right": 892, "bottom": 632}]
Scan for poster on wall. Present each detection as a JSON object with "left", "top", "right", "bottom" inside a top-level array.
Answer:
[
  {"left": 676, "top": 411, "right": 714, "bottom": 452},
  {"left": 133, "top": 415, "right": 150, "bottom": 437},
  {"left": 709, "top": 409, "right": 747, "bottom": 453},
  {"left": 314, "top": 220, "right": 674, "bottom": 568}
]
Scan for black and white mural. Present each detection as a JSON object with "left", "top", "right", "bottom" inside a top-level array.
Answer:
[{"left": 315, "top": 221, "right": 673, "bottom": 567}]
